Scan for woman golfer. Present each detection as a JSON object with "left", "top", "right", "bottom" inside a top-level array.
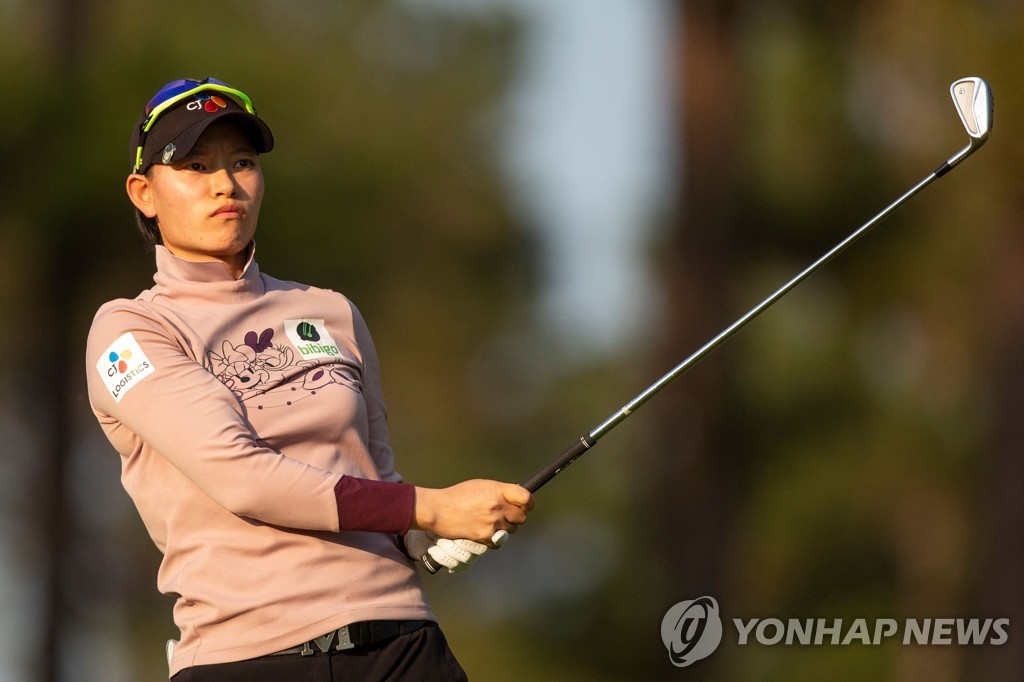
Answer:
[{"left": 86, "top": 77, "right": 532, "bottom": 681}]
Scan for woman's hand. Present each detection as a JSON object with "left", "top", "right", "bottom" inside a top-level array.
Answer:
[{"left": 411, "top": 479, "right": 534, "bottom": 546}]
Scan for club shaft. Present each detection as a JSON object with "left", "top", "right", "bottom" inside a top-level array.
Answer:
[
  {"left": 522, "top": 168, "right": 943, "bottom": 493},
  {"left": 592, "top": 169, "right": 942, "bottom": 440}
]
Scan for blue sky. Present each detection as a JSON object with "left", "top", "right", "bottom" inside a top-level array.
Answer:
[
  {"left": 420, "top": 0, "right": 678, "bottom": 357},
  {"left": 501, "top": 0, "right": 677, "bottom": 357}
]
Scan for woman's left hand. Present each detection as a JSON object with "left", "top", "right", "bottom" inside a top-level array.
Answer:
[{"left": 402, "top": 530, "right": 490, "bottom": 573}]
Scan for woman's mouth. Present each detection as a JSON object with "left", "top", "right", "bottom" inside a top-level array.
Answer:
[{"left": 212, "top": 204, "right": 245, "bottom": 219}]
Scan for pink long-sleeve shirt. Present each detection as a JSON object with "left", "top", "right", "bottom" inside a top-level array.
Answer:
[{"left": 86, "top": 246, "right": 433, "bottom": 676}]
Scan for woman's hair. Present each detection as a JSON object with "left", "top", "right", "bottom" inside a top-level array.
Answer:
[
  {"left": 135, "top": 208, "right": 162, "bottom": 250},
  {"left": 133, "top": 168, "right": 162, "bottom": 250}
]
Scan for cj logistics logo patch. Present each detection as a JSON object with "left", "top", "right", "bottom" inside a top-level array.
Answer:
[{"left": 96, "top": 332, "right": 155, "bottom": 403}]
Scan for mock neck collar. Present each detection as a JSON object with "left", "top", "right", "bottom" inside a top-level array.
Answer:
[{"left": 150, "top": 243, "right": 266, "bottom": 304}]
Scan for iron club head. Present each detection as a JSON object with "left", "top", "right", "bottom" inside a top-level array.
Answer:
[{"left": 945, "top": 77, "right": 993, "bottom": 169}]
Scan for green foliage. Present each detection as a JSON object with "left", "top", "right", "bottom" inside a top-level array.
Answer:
[
  {"left": 671, "top": 1, "right": 1024, "bottom": 679},
  {"left": 4, "top": 0, "right": 1024, "bottom": 679}
]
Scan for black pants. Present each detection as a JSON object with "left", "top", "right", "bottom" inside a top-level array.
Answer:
[{"left": 171, "top": 622, "right": 468, "bottom": 682}]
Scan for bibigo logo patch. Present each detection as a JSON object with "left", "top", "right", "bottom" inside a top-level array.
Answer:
[
  {"left": 96, "top": 332, "right": 155, "bottom": 403},
  {"left": 284, "top": 319, "right": 341, "bottom": 359}
]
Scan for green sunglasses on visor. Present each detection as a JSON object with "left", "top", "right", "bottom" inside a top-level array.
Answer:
[{"left": 133, "top": 77, "right": 257, "bottom": 173}]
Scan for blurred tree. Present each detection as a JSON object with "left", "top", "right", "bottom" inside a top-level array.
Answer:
[
  {"left": 640, "top": 0, "right": 1022, "bottom": 680},
  {"left": 646, "top": 0, "right": 739, "bottom": 620},
  {"left": 29, "top": 1, "right": 90, "bottom": 680}
]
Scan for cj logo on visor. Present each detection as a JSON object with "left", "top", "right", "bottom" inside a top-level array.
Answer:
[{"left": 188, "top": 93, "right": 228, "bottom": 113}]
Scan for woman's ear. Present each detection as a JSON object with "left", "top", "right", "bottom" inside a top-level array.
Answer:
[{"left": 126, "top": 173, "right": 157, "bottom": 219}]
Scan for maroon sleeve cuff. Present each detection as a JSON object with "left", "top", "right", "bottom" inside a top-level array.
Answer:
[{"left": 334, "top": 476, "right": 415, "bottom": 534}]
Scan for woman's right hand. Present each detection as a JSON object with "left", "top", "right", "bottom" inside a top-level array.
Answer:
[{"left": 411, "top": 479, "right": 533, "bottom": 547}]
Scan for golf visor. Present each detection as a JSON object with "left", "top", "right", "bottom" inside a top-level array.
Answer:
[{"left": 130, "top": 77, "right": 274, "bottom": 173}]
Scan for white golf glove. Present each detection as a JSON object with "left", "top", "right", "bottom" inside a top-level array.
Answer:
[{"left": 402, "top": 530, "right": 491, "bottom": 574}]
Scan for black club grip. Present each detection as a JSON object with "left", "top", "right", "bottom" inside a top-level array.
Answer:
[
  {"left": 422, "top": 552, "right": 442, "bottom": 574},
  {"left": 520, "top": 434, "right": 595, "bottom": 492},
  {"left": 422, "top": 434, "right": 596, "bottom": 574}
]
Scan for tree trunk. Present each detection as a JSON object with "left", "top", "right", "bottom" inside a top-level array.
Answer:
[
  {"left": 37, "top": 0, "right": 86, "bottom": 679},
  {"left": 974, "top": 227, "right": 1024, "bottom": 678},
  {"left": 643, "top": 0, "right": 740, "bottom": 619}
]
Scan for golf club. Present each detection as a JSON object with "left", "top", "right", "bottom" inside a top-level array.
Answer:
[{"left": 423, "top": 76, "right": 992, "bottom": 574}]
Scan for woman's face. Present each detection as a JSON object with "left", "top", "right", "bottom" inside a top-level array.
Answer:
[{"left": 127, "top": 119, "right": 265, "bottom": 277}]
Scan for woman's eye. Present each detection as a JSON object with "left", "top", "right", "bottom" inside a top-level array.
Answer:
[
  {"left": 236, "top": 158, "right": 256, "bottom": 169},
  {"left": 187, "top": 162, "right": 205, "bottom": 171}
]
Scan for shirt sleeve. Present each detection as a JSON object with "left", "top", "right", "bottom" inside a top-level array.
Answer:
[
  {"left": 87, "top": 303, "right": 343, "bottom": 533},
  {"left": 348, "top": 302, "right": 403, "bottom": 484}
]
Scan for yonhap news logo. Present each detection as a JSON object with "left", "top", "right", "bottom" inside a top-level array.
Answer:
[
  {"left": 660, "top": 596, "right": 723, "bottom": 667},
  {"left": 660, "top": 596, "right": 1009, "bottom": 668}
]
